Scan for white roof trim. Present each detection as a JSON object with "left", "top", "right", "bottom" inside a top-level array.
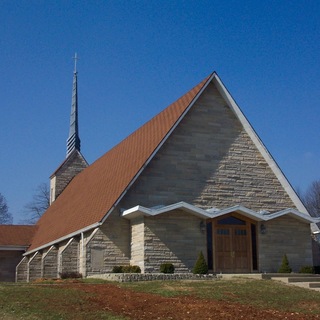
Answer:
[
  {"left": 122, "top": 202, "right": 319, "bottom": 225},
  {"left": 213, "top": 74, "right": 308, "bottom": 216},
  {"left": 122, "top": 201, "right": 212, "bottom": 219},
  {"left": 25, "top": 221, "right": 101, "bottom": 256},
  {"left": 264, "top": 208, "right": 319, "bottom": 224},
  {"left": 209, "top": 205, "right": 265, "bottom": 221}
]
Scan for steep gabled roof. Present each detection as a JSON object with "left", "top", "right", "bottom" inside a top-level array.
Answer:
[
  {"left": 27, "top": 72, "right": 311, "bottom": 253},
  {"left": 0, "top": 225, "right": 37, "bottom": 248},
  {"left": 27, "top": 75, "right": 210, "bottom": 252}
]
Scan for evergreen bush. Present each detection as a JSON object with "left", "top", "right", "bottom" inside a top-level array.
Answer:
[
  {"left": 192, "top": 251, "right": 208, "bottom": 274},
  {"left": 278, "top": 254, "right": 292, "bottom": 273},
  {"left": 112, "top": 266, "right": 123, "bottom": 273},
  {"left": 112, "top": 265, "right": 141, "bottom": 273},
  {"left": 160, "top": 263, "right": 175, "bottom": 274},
  {"left": 299, "top": 266, "right": 314, "bottom": 274},
  {"left": 59, "top": 271, "right": 82, "bottom": 279}
]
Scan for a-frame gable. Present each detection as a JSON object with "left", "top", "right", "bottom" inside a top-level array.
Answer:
[{"left": 119, "top": 73, "right": 309, "bottom": 221}]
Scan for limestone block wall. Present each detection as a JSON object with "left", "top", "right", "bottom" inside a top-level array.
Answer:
[
  {"left": 16, "top": 256, "right": 28, "bottom": 282},
  {"left": 258, "top": 216, "right": 312, "bottom": 272},
  {"left": 0, "top": 250, "right": 25, "bottom": 282},
  {"left": 28, "top": 252, "right": 42, "bottom": 281},
  {"left": 42, "top": 246, "right": 58, "bottom": 278},
  {"left": 86, "top": 212, "right": 130, "bottom": 275},
  {"left": 120, "top": 82, "right": 295, "bottom": 214},
  {"left": 130, "top": 217, "right": 145, "bottom": 271},
  {"left": 60, "top": 239, "right": 79, "bottom": 274},
  {"left": 143, "top": 210, "right": 206, "bottom": 273},
  {"left": 51, "top": 150, "right": 87, "bottom": 202}
]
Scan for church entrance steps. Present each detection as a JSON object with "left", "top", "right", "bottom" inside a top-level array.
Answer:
[
  {"left": 265, "top": 274, "right": 320, "bottom": 292},
  {"left": 216, "top": 273, "right": 320, "bottom": 292}
]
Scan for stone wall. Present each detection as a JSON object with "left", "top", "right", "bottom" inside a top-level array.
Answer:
[
  {"left": 0, "top": 250, "right": 24, "bottom": 282},
  {"left": 60, "top": 239, "right": 79, "bottom": 274},
  {"left": 143, "top": 210, "right": 206, "bottom": 273},
  {"left": 51, "top": 150, "right": 87, "bottom": 202},
  {"left": 16, "top": 256, "right": 28, "bottom": 282},
  {"left": 130, "top": 217, "right": 145, "bottom": 271},
  {"left": 42, "top": 246, "right": 58, "bottom": 278},
  {"left": 86, "top": 212, "right": 130, "bottom": 275},
  {"left": 28, "top": 252, "right": 42, "bottom": 281},
  {"left": 120, "top": 82, "right": 295, "bottom": 213},
  {"left": 258, "top": 216, "right": 312, "bottom": 272}
]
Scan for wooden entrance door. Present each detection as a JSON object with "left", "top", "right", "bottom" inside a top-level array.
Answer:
[{"left": 214, "top": 215, "right": 252, "bottom": 273}]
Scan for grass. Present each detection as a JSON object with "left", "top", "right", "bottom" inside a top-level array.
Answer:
[
  {"left": 122, "top": 278, "right": 320, "bottom": 314},
  {"left": 0, "top": 278, "right": 320, "bottom": 319},
  {"left": 0, "top": 282, "right": 126, "bottom": 320}
]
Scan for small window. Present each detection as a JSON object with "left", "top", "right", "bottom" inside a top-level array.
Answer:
[
  {"left": 217, "top": 216, "right": 246, "bottom": 225},
  {"left": 217, "top": 228, "right": 230, "bottom": 235}
]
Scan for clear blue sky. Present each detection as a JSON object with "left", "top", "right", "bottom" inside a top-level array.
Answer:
[{"left": 1, "top": 1, "right": 319, "bottom": 223}]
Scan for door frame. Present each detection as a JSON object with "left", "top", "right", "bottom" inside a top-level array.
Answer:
[{"left": 208, "top": 212, "right": 258, "bottom": 273}]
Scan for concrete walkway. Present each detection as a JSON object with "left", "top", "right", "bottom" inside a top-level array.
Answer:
[{"left": 217, "top": 273, "right": 320, "bottom": 292}]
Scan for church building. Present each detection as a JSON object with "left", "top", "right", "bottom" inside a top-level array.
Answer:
[{"left": 2, "top": 61, "right": 320, "bottom": 282}]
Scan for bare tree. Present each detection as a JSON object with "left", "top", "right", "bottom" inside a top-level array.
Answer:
[
  {"left": 0, "top": 193, "right": 13, "bottom": 224},
  {"left": 302, "top": 180, "right": 320, "bottom": 218},
  {"left": 23, "top": 183, "right": 50, "bottom": 224}
]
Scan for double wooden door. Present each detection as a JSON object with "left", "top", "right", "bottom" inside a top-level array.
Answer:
[{"left": 213, "top": 215, "right": 252, "bottom": 273}]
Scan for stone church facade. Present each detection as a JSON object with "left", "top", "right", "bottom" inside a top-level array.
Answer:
[{"left": 2, "top": 69, "right": 319, "bottom": 282}]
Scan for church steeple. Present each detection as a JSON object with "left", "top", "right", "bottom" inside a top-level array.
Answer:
[
  {"left": 66, "top": 53, "right": 81, "bottom": 157},
  {"left": 49, "top": 53, "right": 88, "bottom": 204}
]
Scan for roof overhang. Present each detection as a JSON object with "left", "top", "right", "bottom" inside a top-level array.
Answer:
[
  {"left": 0, "top": 245, "right": 29, "bottom": 251},
  {"left": 122, "top": 202, "right": 320, "bottom": 225},
  {"left": 122, "top": 201, "right": 212, "bottom": 220}
]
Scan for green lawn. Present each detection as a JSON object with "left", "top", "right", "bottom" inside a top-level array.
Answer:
[{"left": 0, "top": 278, "right": 319, "bottom": 319}]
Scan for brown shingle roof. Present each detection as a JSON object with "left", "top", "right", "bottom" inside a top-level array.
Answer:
[
  {"left": 0, "top": 225, "right": 37, "bottom": 247},
  {"left": 27, "top": 74, "right": 211, "bottom": 252}
]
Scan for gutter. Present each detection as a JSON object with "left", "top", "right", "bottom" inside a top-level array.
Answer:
[{"left": 24, "top": 221, "right": 102, "bottom": 256}]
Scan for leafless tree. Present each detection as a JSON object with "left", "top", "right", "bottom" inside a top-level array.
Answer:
[
  {"left": 23, "top": 183, "right": 50, "bottom": 224},
  {"left": 0, "top": 193, "right": 13, "bottom": 224},
  {"left": 302, "top": 180, "right": 320, "bottom": 218}
]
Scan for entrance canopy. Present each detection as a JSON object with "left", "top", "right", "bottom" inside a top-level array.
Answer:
[{"left": 122, "top": 202, "right": 319, "bottom": 224}]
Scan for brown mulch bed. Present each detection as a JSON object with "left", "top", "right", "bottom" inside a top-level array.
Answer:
[{"left": 58, "top": 283, "right": 320, "bottom": 319}]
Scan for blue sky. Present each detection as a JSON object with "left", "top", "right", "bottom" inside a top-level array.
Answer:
[{"left": 1, "top": 1, "right": 319, "bottom": 223}]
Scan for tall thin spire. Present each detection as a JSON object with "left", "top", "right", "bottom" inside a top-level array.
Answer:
[{"left": 66, "top": 53, "right": 81, "bottom": 157}]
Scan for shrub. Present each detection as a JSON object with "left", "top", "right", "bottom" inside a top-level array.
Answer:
[
  {"left": 59, "top": 271, "right": 82, "bottom": 279},
  {"left": 160, "top": 263, "right": 175, "bottom": 274},
  {"left": 123, "top": 265, "right": 141, "bottom": 273},
  {"left": 299, "top": 266, "right": 314, "bottom": 274},
  {"left": 193, "top": 251, "right": 208, "bottom": 274},
  {"left": 278, "top": 254, "right": 292, "bottom": 273},
  {"left": 112, "top": 265, "right": 141, "bottom": 273},
  {"left": 112, "top": 266, "right": 123, "bottom": 273}
]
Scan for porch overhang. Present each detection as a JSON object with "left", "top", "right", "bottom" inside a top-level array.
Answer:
[{"left": 121, "top": 202, "right": 320, "bottom": 225}]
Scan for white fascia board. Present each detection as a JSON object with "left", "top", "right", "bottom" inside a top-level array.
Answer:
[
  {"left": 265, "top": 208, "right": 320, "bottom": 224},
  {"left": 210, "top": 205, "right": 264, "bottom": 221},
  {"left": 122, "top": 202, "right": 212, "bottom": 220},
  {"left": 0, "top": 246, "right": 28, "bottom": 251},
  {"left": 24, "top": 221, "right": 101, "bottom": 256},
  {"left": 212, "top": 74, "right": 308, "bottom": 215}
]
